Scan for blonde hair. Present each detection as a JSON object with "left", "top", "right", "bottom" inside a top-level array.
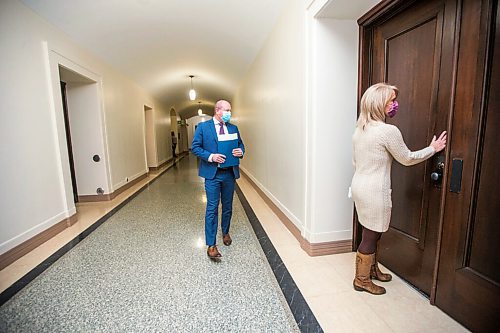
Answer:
[{"left": 357, "top": 83, "right": 398, "bottom": 129}]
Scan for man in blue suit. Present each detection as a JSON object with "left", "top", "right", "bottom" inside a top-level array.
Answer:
[{"left": 191, "top": 100, "right": 245, "bottom": 258}]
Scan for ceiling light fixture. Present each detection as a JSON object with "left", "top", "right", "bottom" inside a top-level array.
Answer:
[
  {"left": 197, "top": 101, "right": 203, "bottom": 116},
  {"left": 188, "top": 75, "right": 196, "bottom": 101}
]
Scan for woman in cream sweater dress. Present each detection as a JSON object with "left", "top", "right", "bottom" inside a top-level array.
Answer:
[{"left": 351, "top": 83, "right": 447, "bottom": 295}]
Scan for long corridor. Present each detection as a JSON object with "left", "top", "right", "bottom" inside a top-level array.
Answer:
[
  {"left": 0, "top": 155, "right": 300, "bottom": 332},
  {"left": 0, "top": 154, "right": 470, "bottom": 333}
]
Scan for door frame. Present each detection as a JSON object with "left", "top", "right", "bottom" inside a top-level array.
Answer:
[{"left": 44, "top": 42, "right": 112, "bottom": 212}]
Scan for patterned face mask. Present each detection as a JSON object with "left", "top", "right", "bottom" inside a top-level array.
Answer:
[{"left": 387, "top": 100, "right": 398, "bottom": 118}]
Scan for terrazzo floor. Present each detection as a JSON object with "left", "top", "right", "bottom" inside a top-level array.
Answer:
[{"left": 0, "top": 156, "right": 299, "bottom": 332}]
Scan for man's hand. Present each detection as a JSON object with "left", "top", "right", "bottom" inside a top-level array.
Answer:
[
  {"left": 212, "top": 153, "right": 226, "bottom": 163},
  {"left": 232, "top": 148, "right": 243, "bottom": 157}
]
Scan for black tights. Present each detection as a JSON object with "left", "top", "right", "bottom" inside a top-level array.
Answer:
[{"left": 358, "top": 227, "right": 382, "bottom": 254}]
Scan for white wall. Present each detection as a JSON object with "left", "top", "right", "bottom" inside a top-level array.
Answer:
[
  {"left": 100, "top": 72, "right": 152, "bottom": 189},
  {"left": 305, "top": 18, "right": 359, "bottom": 242},
  {"left": 303, "top": 1, "right": 381, "bottom": 243},
  {"left": 187, "top": 115, "right": 212, "bottom": 148},
  {"left": 0, "top": 0, "right": 169, "bottom": 254},
  {"left": 233, "top": 0, "right": 306, "bottom": 229},
  {"left": 234, "top": 0, "right": 380, "bottom": 244}
]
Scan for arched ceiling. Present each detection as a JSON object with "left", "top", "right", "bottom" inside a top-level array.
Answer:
[{"left": 21, "top": 0, "right": 289, "bottom": 119}]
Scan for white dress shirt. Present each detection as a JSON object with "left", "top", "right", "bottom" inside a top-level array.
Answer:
[{"left": 208, "top": 118, "right": 228, "bottom": 163}]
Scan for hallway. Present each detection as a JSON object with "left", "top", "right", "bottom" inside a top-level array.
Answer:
[
  {"left": 0, "top": 155, "right": 299, "bottom": 332},
  {"left": 1, "top": 0, "right": 499, "bottom": 331},
  {"left": 0, "top": 154, "right": 468, "bottom": 332}
]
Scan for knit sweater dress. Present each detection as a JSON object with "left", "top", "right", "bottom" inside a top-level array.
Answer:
[{"left": 351, "top": 122, "right": 435, "bottom": 232}]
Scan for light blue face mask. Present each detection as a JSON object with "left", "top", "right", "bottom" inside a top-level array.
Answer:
[{"left": 221, "top": 111, "right": 231, "bottom": 123}]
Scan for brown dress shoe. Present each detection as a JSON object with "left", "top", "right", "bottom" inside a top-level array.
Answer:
[
  {"left": 207, "top": 245, "right": 222, "bottom": 258},
  {"left": 223, "top": 234, "right": 232, "bottom": 246}
]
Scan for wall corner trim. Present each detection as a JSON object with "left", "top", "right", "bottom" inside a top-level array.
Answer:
[
  {"left": 0, "top": 213, "right": 77, "bottom": 270},
  {"left": 240, "top": 169, "right": 353, "bottom": 256}
]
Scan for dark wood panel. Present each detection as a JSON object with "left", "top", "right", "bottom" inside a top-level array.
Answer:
[
  {"left": 436, "top": 0, "right": 500, "bottom": 332},
  {"left": 367, "top": 0, "right": 454, "bottom": 296},
  {"left": 386, "top": 19, "right": 437, "bottom": 238},
  {"left": 468, "top": 1, "right": 500, "bottom": 282}
]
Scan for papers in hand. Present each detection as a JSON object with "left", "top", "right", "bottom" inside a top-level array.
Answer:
[
  {"left": 218, "top": 133, "right": 240, "bottom": 167},
  {"left": 218, "top": 133, "right": 238, "bottom": 142}
]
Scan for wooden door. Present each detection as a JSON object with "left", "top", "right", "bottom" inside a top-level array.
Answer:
[
  {"left": 358, "top": 0, "right": 456, "bottom": 296},
  {"left": 358, "top": 0, "right": 500, "bottom": 331},
  {"left": 436, "top": 0, "right": 500, "bottom": 332}
]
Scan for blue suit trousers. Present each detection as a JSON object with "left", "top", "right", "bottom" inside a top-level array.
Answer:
[{"left": 204, "top": 168, "right": 235, "bottom": 246}]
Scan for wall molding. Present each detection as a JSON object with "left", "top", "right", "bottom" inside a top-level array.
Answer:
[
  {"left": 239, "top": 166, "right": 303, "bottom": 229},
  {"left": 0, "top": 214, "right": 78, "bottom": 270},
  {"left": 78, "top": 194, "right": 112, "bottom": 202},
  {"left": 78, "top": 172, "right": 148, "bottom": 202},
  {"left": 150, "top": 151, "right": 188, "bottom": 171},
  {"left": 300, "top": 238, "right": 352, "bottom": 256},
  {"left": 240, "top": 169, "right": 352, "bottom": 256},
  {"left": 148, "top": 157, "right": 173, "bottom": 171}
]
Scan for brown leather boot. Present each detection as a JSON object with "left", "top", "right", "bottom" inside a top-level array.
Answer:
[
  {"left": 370, "top": 250, "right": 392, "bottom": 282},
  {"left": 353, "top": 251, "right": 386, "bottom": 295}
]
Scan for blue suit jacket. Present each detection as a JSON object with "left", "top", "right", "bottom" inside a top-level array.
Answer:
[{"left": 191, "top": 120, "right": 245, "bottom": 180}]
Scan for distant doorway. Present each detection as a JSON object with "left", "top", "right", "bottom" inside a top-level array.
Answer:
[
  {"left": 144, "top": 105, "right": 156, "bottom": 168},
  {"left": 56, "top": 63, "right": 110, "bottom": 201},
  {"left": 170, "top": 108, "right": 178, "bottom": 158}
]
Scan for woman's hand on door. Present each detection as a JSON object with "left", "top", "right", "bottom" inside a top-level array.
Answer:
[{"left": 430, "top": 131, "right": 447, "bottom": 152}]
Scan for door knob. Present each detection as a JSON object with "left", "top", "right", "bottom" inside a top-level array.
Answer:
[
  {"left": 431, "top": 172, "right": 441, "bottom": 181},
  {"left": 431, "top": 162, "right": 445, "bottom": 183}
]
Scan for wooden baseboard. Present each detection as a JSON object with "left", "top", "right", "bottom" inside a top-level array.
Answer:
[
  {"left": 0, "top": 213, "right": 77, "bottom": 270},
  {"left": 109, "top": 173, "right": 148, "bottom": 200},
  {"left": 300, "top": 238, "right": 352, "bottom": 256},
  {"left": 78, "top": 172, "right": 148, "bottom": 202},
  {"left": 149, "top": 151, "right": 189, "bottom": 172},
  {"left": 240, "top": 170, "right": 352, "bottom": 256},
  {"left": 78, "top": 194, "right": 112, "bottom": 202},
  {"left": 149, "top": 158, "right": 173, "bottom": 171}
]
